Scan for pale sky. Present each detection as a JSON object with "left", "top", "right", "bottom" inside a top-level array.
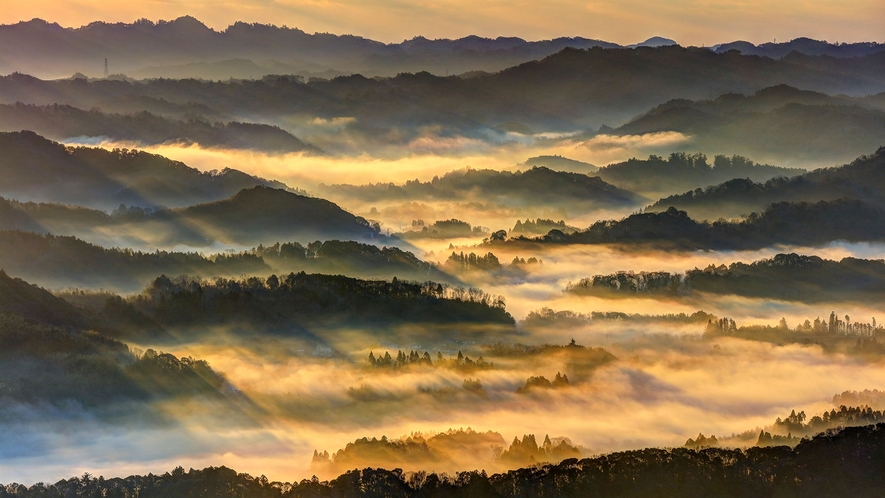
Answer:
[{"left": 0, "top": 0, "right": 882, "bottom": 46}]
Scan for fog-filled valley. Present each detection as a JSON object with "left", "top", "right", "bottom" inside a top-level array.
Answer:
[{"left": 2, "top": 11, "right": 885, "bottom": 497}]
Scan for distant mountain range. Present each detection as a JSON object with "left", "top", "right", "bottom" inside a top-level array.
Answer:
[{"left": 0, "top": 17, "right": 881, "bottom": 80}]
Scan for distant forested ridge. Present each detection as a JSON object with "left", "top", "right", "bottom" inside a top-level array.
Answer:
[
  {"left": 0, "top": 103, "right": 320, "bottom": 153},
  {"left": 0, "top": 185, "right": 381, "bottom": 247},
  {"left": 0, "top": 231, "right": 443, "bottom": 292},
  {"left": 510, "top": 198, "right": 885, "bottom": 250},
  {"left": 610, "top": 85, "right": 885, "bottom": 164},
  {"left": 0, "top": 131, "right": 296, "bottom": 210},
  {"left": 3, "top": 46, "right": 884, "bottom": 147},
  {"left": 595, "top": 152, "right": 805, "bottom": 198},
  {"left": 648, "top": 146, "right": 885, "bottom": 219},
  {"left": 567, "top": 253, "right": 885, "bottom": 303},
  {"left": 4, "top": 424, "right": 885, "bottom": 497},
  {"left": 319, "top": 166, "right": 644, "bottom": 212}
]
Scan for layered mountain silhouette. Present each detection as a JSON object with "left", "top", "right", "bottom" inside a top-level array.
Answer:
[
  {"left": 0, "top": 131, "right": 297, "bottom": 210},
  {"left": 0, "top": 103, "right": 320, "bottom": 154},
  {"left": 647, "top": 146, "right": 885, "bottom": 219},
  {"left": 611, "top": 84, "right": 885, "bottom": 164},
  {"left": 0, "top": 186, "right": 381, "bottom": 248},
  {"left": 2, "top": 47, "right": 885, "bottom": 141},
  {"left": 318, "top": 166, "right": 644, "bottom": 213}
]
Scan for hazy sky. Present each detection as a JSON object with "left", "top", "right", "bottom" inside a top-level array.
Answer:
[{"left": 1, "top": 0, "right": 882, "bottom": 46}]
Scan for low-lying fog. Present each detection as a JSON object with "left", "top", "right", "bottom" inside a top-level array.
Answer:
[{"left": 4, "top": 140, "right": 884, "bottom": 485}]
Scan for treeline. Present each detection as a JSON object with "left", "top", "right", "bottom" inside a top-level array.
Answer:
[
  {"left": 521, "top": 308, "right": 715, "bottom": 329},
  {"left": 689, "top": 405, "right": 885, "bottom": 450},
  {"left": 126, "top": 273, "right": 513, "bottom": 333},
  {"left": 0, "top": 102, "right": 319, "bottom": 153},
  {"left": 595, "top": 152, "right": 803, "bottom": 197},
  {"left": 6, "top": 423, "right": 885, "bottom": 497},
  {"left": 566, "top": 253, "right": 885, "bottom": 303},
  {"left": 319, "top": 166, "right": 643, "bottom": 211},
  {"left": 368, "top": 350, "right": 493, "bottom": 371},
  {"left": 510, "top": 218, "right": 576, "bottom": 236}
]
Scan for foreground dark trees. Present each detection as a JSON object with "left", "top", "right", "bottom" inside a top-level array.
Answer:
[{"left": 4, "top": 423, "right": 885, "bottom": 497}]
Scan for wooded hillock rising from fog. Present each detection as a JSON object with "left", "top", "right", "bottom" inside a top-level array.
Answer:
[
  {"left": 0, "top": 103, "right": 320, "bottom": 154},
  {"left": 567, "top": 253, "right": 885, "bottom": 303},
  {"left": 0, "top": 131, "right": 295, "bottom": 210},
  {"left": 648, "top": 145, "right": 885, "bottom": 219},
  {"left": 5, "top": 423, "right": 885, "bottom": 497}
]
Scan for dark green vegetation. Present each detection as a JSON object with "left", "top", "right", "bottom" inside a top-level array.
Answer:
[
  {"left": 3, "top": 46, "right": 885, "bottom": 147},
  {"left": 612, "top": 85, "right": 885, "bottom": 164},
  {"left": 0, "top": 231, "right": 444, "bottom": 292},
  {"left": 0, "top": 185, "right": 381, "bottom": 247},
  {"left": 510, "top": 218, "right": 577, "bottom": 236},
  {"left": 567, "top": 253, "right": 885, "bottom": 303},
  {"left": 513, "top": 199, "right": 885, "bottom": 250},
  {"left": 595, "top": 152, "right": 805, "bottom": 198},
  {"left": 0, "top": 103, "right": 318, "bottom": 153},
  {"left": 0, "top": 131, "right": 293, "bottom": 210},
  {"left": 649, "top": 145, "right": 885, "bottom": 219},
  {"left": 319, "top": 167, "right": 643, "bottom": 213},
  {"left": 521, "top": 309, "right": 716, "bottom": 330},
  {"left": 4, "top": 424, "right": 885, "bottom": 497}
]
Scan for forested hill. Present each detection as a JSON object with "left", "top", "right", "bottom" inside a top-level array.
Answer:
[
  {"left": 610, "top": 85, "right": 885, "bottom": 164},
  {"left": 318, "top": 166, "right": 644, "bottom": 211},
  {"left": 4, "top": 423, "right": 885, "bottom": 497},
  {"left": 647, "top": 146, "right": 885, "bottom": 219},
  {"left": 505, "top": 199, "right": 885, "bottom": 250},
  {"left": 0, "top": 131, "right": 296, "bottom": 210},
  {"left": 566, "top": 253, "right": 885, "bottom": 303},
  {"left": 594, "top": 152, "right": 804, "bottom": 198},
  {"left": 0, "top": 103, "right": 320, "bottom": 154}
]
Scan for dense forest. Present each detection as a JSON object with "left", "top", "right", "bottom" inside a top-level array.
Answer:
[
  {"left": 647, "top": 145, "right": 885, "bottom": 219},
  {"left": 0, "top": 103, "right": 319, "bottom": 153},
  {"left": 4, "top": 423, "right": 885, "bottom": 497},
  {"left": 566, "top": 253, "right": 885, "bottom": 303},
  {"left": 0, "top": 131, "right": 294, "bottom": 210}
]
